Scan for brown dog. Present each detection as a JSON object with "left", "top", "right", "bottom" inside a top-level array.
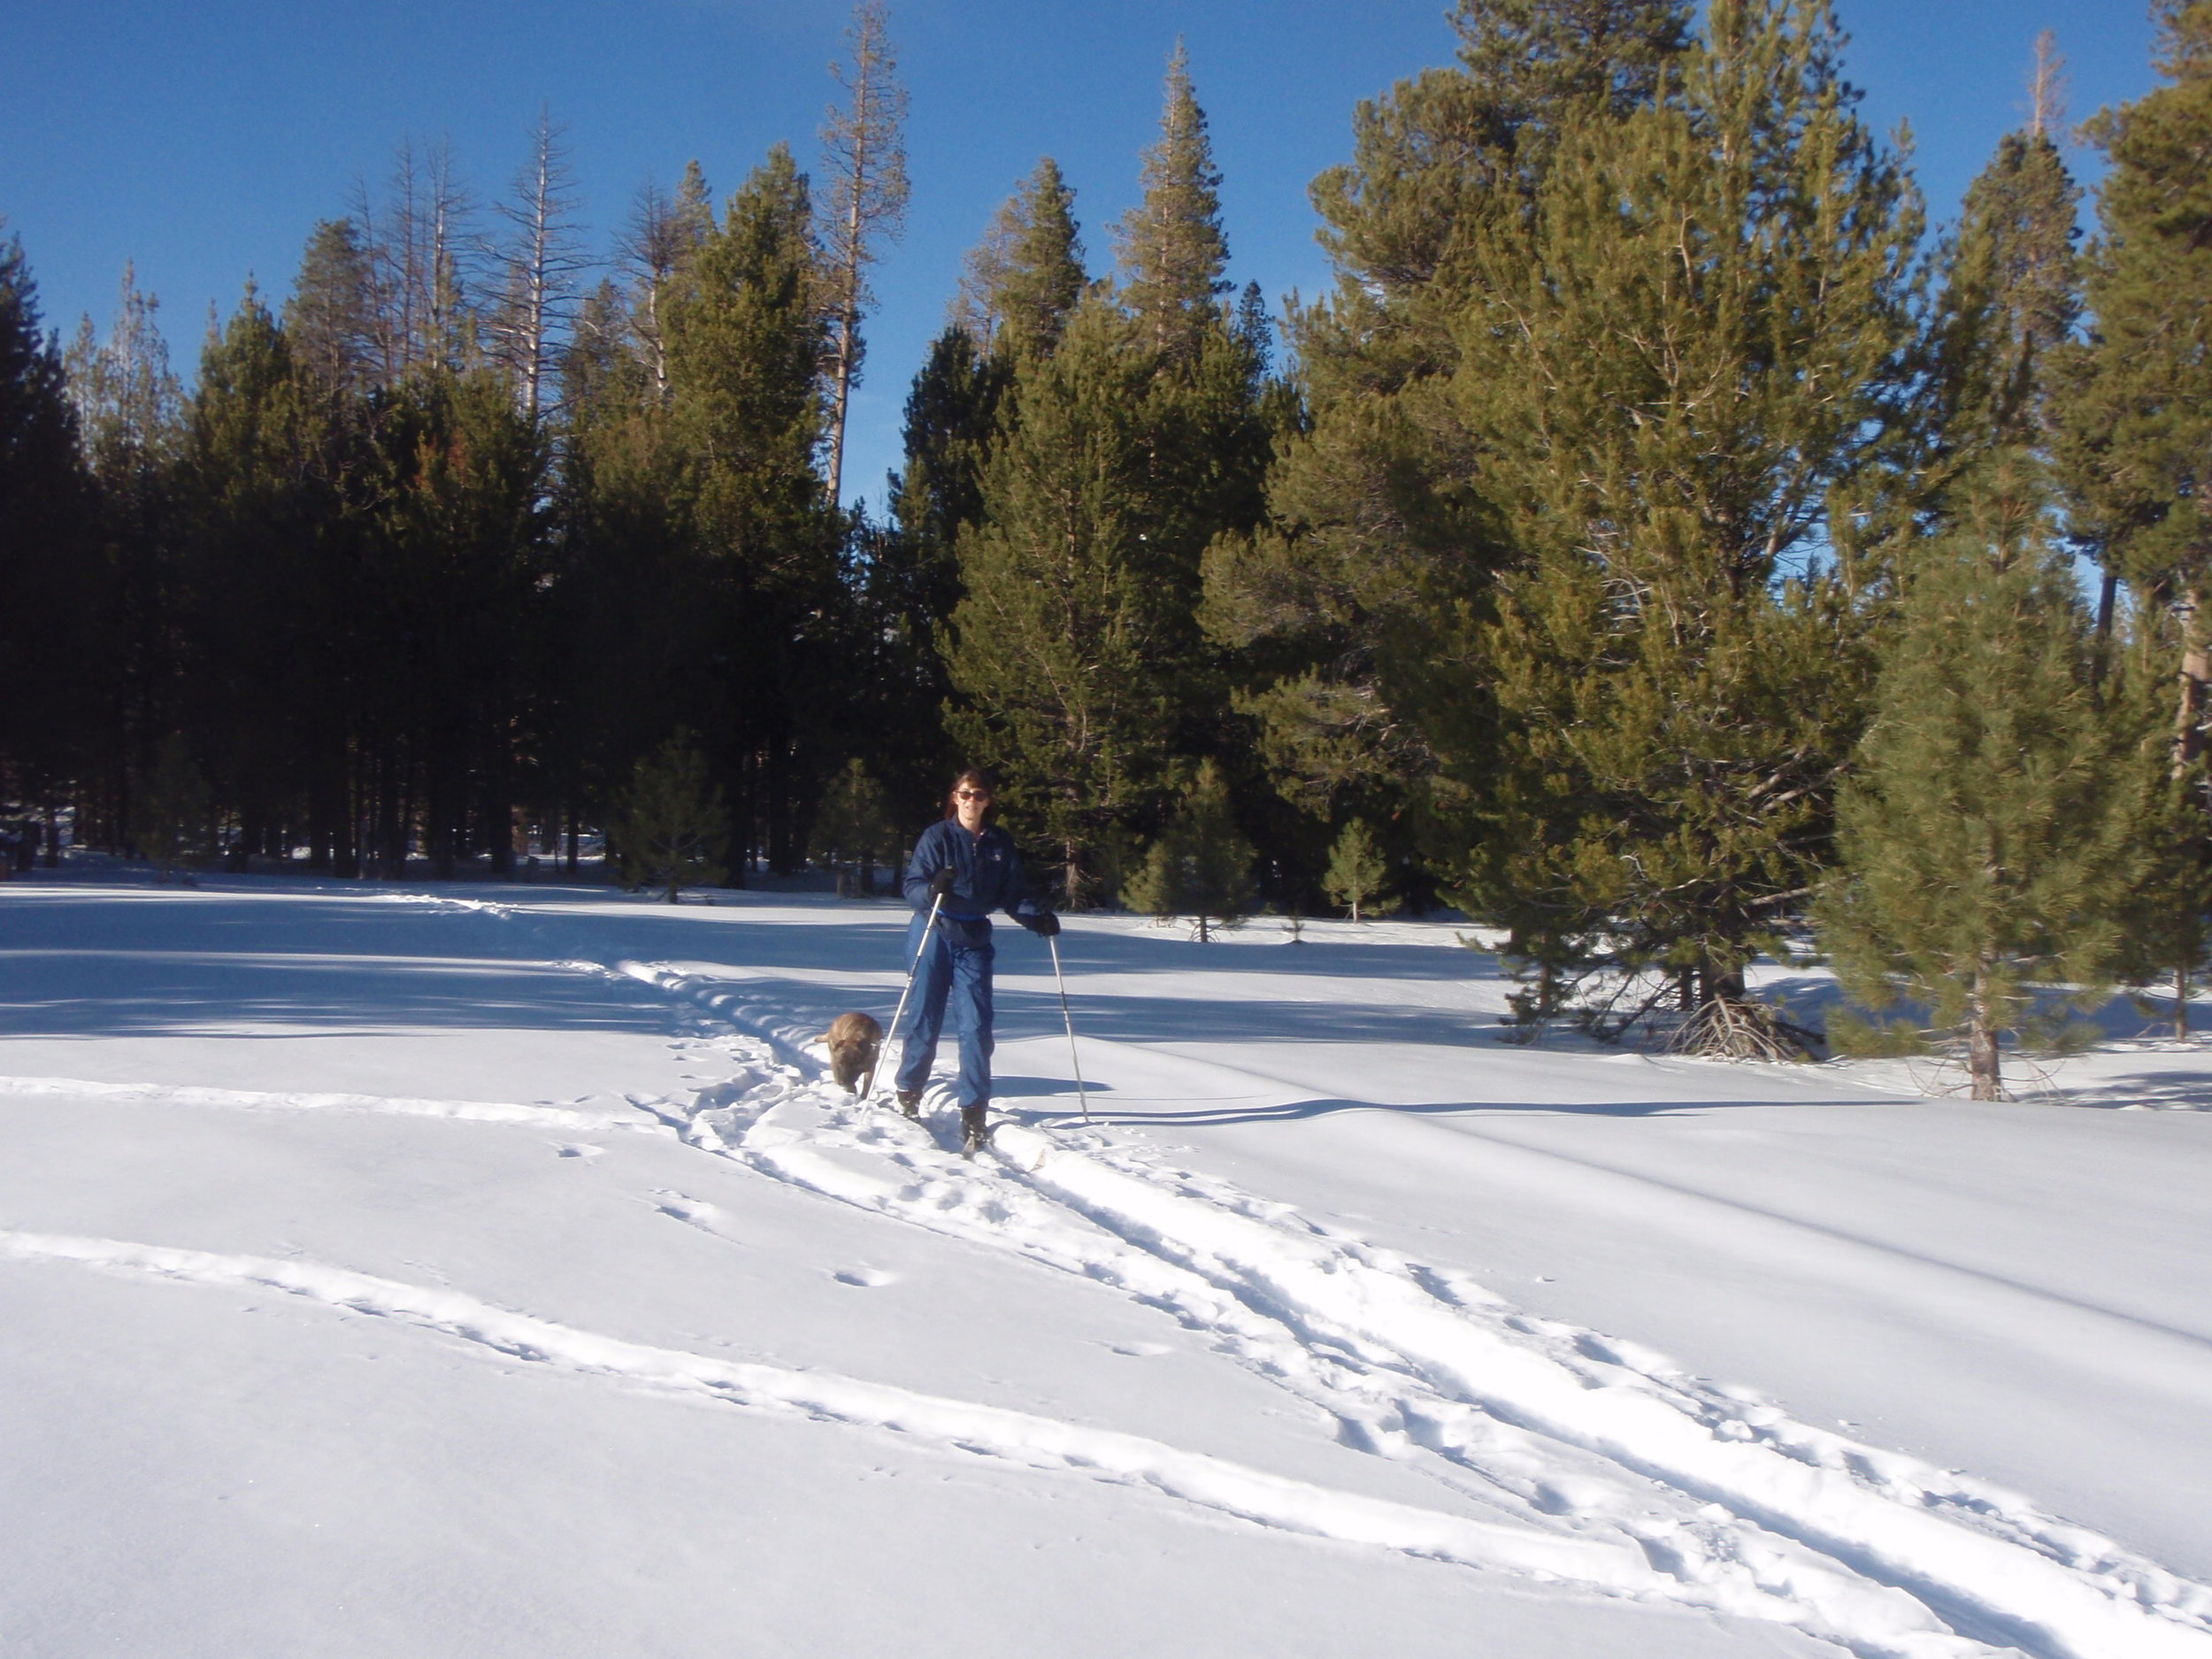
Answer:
[{"left": 824, "top": 1010, "right": 885, "bottom": 1094}]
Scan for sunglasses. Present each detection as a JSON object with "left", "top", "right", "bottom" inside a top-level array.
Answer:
[{"left": 954, "top": 789, "right": 993, "bottom": 801}]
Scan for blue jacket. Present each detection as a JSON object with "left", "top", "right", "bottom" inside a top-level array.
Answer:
[{"left": 904, "top": 818, "right": 1050, "bottom": 929}]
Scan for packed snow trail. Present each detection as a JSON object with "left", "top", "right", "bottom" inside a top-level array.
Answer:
[
  {"left": 0, "top": 1073, "right": 657, "bottom": 1133},
  {"left": 992, "top": 1123, "right": 2211, "bottom": 1659},
  {"left": 559, "top": 953, "right": 2212, "bottom": 1659}
]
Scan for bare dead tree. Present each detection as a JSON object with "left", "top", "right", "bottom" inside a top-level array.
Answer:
[
  {"left": 949, "top": 193, "right": 1020, "bottom": 342},
  {"left": 355, "top": 136, "right": 474, "bottom": 382},
  {"left": 488, "top": 107, "right": 591, "bottom": 419},
  {"left": 2027, "top": 27, "right": 2069, "bottom": 138},
  {"left": 818, "top": 0, "right": 910, "bottom": 507},
  {"left": 619, "top": 166, "right": 710, "bottom": 405}
]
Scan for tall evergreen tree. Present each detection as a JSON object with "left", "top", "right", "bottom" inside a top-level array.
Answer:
[
  {"left": 285, "top": 219, "right": 378, "bottom": 397},
  {"left": 868, "top": 325, "right": 1007, "bottom": 816},
  {"left": 0, "top": 227, "right": 96, "bottom": 824},
  {"left": 947, "top": 275, "right": 1273, "bottom": 904},
  {"left": 958, "top": 158, "right": 1087, "bottom": 359},
  {"left": 2056, "top": 0, "right": 2212, "bottom": 777},
  {"left": 1820, "top": 461, "right": 2140, "bottom": 1099},
  {"left": 1929, "top": 44, "right": 2083, "bottom": 497},
  {"left": 663, "top": 144, "right": 840, "bottom": 874},
  {"left": 175, "top": 286, "right": 322, "bottom": 856},
  {"left": 1455, "top": 0, "right": 1924, "bottom": 1043},
  {"left": 1202, "top": 0, "right": 1694, "bottom": 843},
  {"left": 945, "top": 300, "right": 1176, "bottom": 903},
  {"left": 357, "top": 365, "right": 552, "bottom": 878},
  {"left": 1115, "top": 42, "right": 1231, "bottom": 361},
  {"left": 65, "top": 263, "right": 186, "bottom": 847}
]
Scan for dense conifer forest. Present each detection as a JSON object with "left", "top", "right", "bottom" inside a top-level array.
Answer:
[{"left": 5, "top": 0, "right": 2211, "bottom": 1093}]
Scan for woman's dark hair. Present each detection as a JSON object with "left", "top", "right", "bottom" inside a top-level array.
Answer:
[{"left": 943, "top": 766, "right": 999, "bottom": 821}]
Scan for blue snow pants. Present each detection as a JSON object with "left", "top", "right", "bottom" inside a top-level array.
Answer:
[{"left": 895, "top": 913, "right": 995, "bottom": 1107}]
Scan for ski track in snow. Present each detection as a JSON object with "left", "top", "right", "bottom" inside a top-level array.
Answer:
[
  {"left": 0, "top": 1229, "right": 1679, "bottom": 1601},
  {"left": 593, "top": 954, "right": 2212, "bottom": 1659},
  {"left": 0, "top": 1072, "right": 662, "bottom": 1133},
  {"left": 17, "top": 893, "right": 2210, "bottom": 1659}
]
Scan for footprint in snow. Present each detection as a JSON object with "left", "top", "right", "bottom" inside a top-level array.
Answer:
[
  {"left": 833, "top": 1267, "right": 895, "bottom": 1288},
  {"left": 555, "top": 1143, "right": 603, "bottom": 1159}
]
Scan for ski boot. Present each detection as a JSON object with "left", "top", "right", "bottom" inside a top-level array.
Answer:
[
  {"left": 960, "top": 1104, "right": 989, "bottom": 1159},
  {"left": 895, "top": 1088, "right": 922, "bottom": 1120}
]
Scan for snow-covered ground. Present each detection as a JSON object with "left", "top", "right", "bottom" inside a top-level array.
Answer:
[{"left": 4, "top": 877, "right": 2209, "bottom": 1658}]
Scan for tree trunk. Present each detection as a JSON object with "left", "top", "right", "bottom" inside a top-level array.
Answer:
[
  {"left": 1969, "top": 960, "right": 2002, "bottom": 1101},
  {"left": 2178, "top": 959, "right": 2192, "bottom": 1040},
  {"left": 2174, "top": 587, "right": 2209, "bottom": 780}
]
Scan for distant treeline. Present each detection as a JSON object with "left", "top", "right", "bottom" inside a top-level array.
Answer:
[{"left": 4, "top": 0, "right": 2211, "bottom": 1094}]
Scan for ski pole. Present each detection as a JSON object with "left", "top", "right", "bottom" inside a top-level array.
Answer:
[
  {"left": 865, "top": 891, "right": 943, "bottom": 1102},
  {"left": 1048, "top": 931, "right": 1091, "bottom": 1123}
]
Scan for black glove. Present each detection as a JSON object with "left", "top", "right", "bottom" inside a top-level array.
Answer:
[
  {"left": 928, "top": 866, "right": 956, "bottom": 901},
  {"left": 1028, "top": 911, "right": 1061, "bottom": 938}
]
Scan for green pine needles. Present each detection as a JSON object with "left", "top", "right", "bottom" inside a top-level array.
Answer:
[
  {"left": 613, "top": 733, "right": 729, "bottom": 903},
  {"left": 1323, "top": 819, "right": 1394, "bottom": 922},
  {"left": 810, "top": 758, "right": 895, "bottom": 896},
  {"left": 1125, "top": 761, "right": 1257, "bottom": 941},
  {"left": 1819, "top": 466, "right": 2143, "bottom": 1100}
]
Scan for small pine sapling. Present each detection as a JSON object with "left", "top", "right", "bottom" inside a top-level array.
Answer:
[
  {"left": 1322, "top": 818, "right": 1394, "bottom": 921},
  {"left": 1816, "top": 466, "right": 2139, "bottom": 1099},
  {"left": 1124, "top": 760, "right": 1256, "bottom": 942},
  {"left": 134, "top": 734, "right": 212, "bottom": 883},
  {"left": 810, "top": 758, "right": 894, "bottom": 895},
  {"left": 612, "top": 732, "right": 728, "bottom": 903}
]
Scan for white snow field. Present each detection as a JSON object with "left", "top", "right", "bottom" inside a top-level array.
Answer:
[{"left": 4, "top": 879, "right": 2211, "bottom": 1659}]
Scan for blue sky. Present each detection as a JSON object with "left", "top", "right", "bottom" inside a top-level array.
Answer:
[{"left": 0, "top": 1, "right": 2160, "bottom": 511}]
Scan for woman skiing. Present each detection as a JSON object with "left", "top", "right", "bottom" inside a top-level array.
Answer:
[{"left": 894, "top": 767, "right": 1058, "bottom": 1155}]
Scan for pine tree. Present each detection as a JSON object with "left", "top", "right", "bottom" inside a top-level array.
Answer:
[
  {"left": 1441, "top": 0, "right": 1924, "bottom": 1048},
  {"left": 944, "top": 299, "right": 1175, "bottom": 904},
  {"left": 664, "top": 144, "right": 840, "bottom": 873},
  {"left": 2056, "top": 0, "right": 2212, "bottom": 776},
  {"left": 809, "top": 757, "right": 894, "bottom": 895},
  {"left": 175, "top": 284, "right": 322, "bottom": 855},
  {"left": 284, "top": 219, "right": 377, "bottom": 396},
  {"left": 1115, "top": 42, "right": 1231, "bottom": 361},
  {"left": 1203, "top": 0, "right": 1694, "bottom": 841},
  {"left": 1930, "top": 40, "right": 2082, "bottom": 488},
  {"left": 1322, "top": 818, "right": 1393, "bottom": 921},
  {"left": 1124, "top": 760, "right": 1256, "bottom": 941},
  {"left": 0, "top": 225, "right": 96, "bottom": 817},
  {"left": 1819, "top": 461, "right": 2139, "bottom": 1100},
  {"left": 134, "top": 732, "right": 212, "bottom": 881},
  {"left": 957, "top": 158, "right": 1087, "bottom": 358},
  {"left": 866, "top": 324, "right": 1007, "bottom": 817},
  {"left": 945, "top": 284, "right": 1271, "bottom": 905},
  {"left": 357, "top": 365, "right": 552, "bottom": 879},
  {"left": 613, "top": 731, "right": 728, "bottom": 902},
  {"left": 65, "top": 262, "right": 186, "bottom": 849}
]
